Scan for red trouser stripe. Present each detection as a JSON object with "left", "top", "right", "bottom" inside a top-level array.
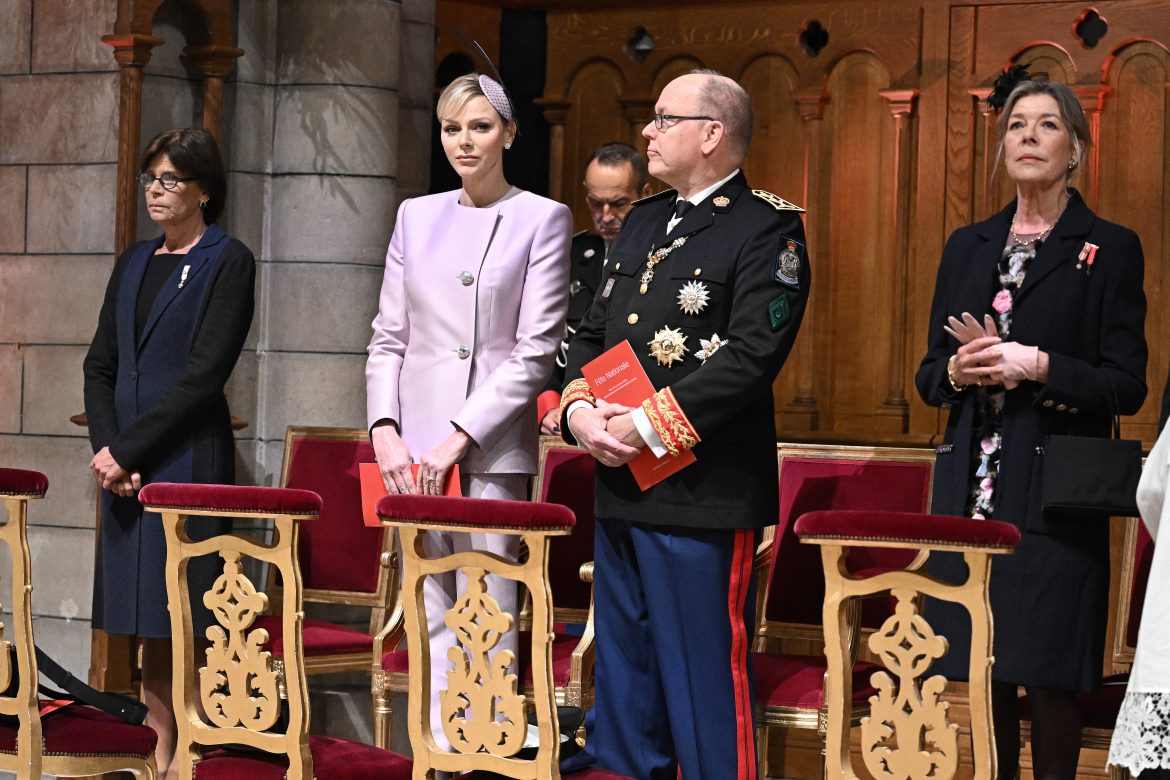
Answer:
[{"left": 728, "top": 528, "right": 756, "bottom": 780}]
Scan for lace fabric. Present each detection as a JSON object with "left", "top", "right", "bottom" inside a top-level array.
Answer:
[{"left": 1109, "top": 690, "right": 1170, "bottom": 774}]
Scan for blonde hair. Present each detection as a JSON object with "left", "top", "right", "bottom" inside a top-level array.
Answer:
[{"left": 436, "top": 73, "right": 515, "bottom": 126}]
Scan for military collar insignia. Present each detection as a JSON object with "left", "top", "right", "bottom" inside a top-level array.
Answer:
[
  {"left": 712, "top": 195, "right": 731, "bottom": 210},
  {"left": 649, "top": 326, "right": 688, "bottom": 367},
  {"left": 752, "top": 189, "right": 805, "bottom": 212}
]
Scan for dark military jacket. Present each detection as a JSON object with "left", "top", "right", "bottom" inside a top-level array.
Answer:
[
  {"left": 544, "top": 231, "right": 607, "bottom": 394},
  {"left": 562, "top": 171, "right": 810, "bottom": 529}
]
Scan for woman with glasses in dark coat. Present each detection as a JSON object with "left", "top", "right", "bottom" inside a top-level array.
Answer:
[{"left": 83, "top": 128, "right": 255, "bottom": 777}]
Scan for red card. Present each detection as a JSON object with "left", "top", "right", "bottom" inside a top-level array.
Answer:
[
  {"left": 581, "top": 339, "right": 696, "bottom": 490},
  {"left": 359, "top": 463, "right": 461, "bottom": 527}
]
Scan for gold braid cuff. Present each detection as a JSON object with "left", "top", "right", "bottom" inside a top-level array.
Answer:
[
  {"left": 641, "top": 387, "right": 700, "bottom": 456},
  {"left": 560, "top": 378, "right": 596, "bottom": 416}
]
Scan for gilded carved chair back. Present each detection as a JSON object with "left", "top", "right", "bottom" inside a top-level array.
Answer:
[
  {"left": 140, "top": 482, "right": 321, "bottom": 779},
  {"left": 795, "top": 509, "right": 1020, "bottom": 780},
  {"left": 0, "top": 467, "right": 157, "bottom": 779},
  {"left": 375, "top": 492, "right": 576, "bottom": 779}
]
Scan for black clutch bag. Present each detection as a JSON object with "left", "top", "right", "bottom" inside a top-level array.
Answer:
[{"left": 1041, "top": 396, "right": 1142, "bottom": 517}]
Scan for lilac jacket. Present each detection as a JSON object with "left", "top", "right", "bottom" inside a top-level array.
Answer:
[{"left": 366, "top": 188, "right": 571, "bottom": 474}]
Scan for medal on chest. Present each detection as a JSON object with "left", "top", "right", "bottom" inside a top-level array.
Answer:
[{"left": 640, "top": 237, "right": 688, "bottom": 294}]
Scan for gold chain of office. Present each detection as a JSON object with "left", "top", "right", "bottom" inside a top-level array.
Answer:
[{"left": 640, "top": 237, "right": 689, "bottom": 294}]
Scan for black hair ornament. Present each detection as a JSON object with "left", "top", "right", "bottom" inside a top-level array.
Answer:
[{"left": 987, "top": 62, "right": 1036, "bottom": 115}]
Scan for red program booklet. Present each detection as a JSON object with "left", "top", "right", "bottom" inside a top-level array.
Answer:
[
  {"left": 581, "top": 340, "right": 696, "bottom": 490},
  {"left": 359, "top": 463, "right": 461, "bottom": 527}
]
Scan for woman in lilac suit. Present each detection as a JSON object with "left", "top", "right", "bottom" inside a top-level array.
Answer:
[{"left": 365, "top": 72, "right": 571, "bottom": 751}]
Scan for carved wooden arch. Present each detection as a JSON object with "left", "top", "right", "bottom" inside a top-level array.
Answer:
[{"left": 102, "top": 0, "right": 244, "bottom": 255}]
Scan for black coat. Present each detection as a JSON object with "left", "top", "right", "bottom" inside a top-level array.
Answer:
[
  {"left": 84, "top": 224, "right": 255, "bottom": 637},
  {"left": 915, "top": 191, "right": 1147, "bottom": 691},
  {"left": 544, "top": 231, "right": 607, "bottom": 395},
  {"left": 563, "top": 172, "right": 810, "bottom": 530}
]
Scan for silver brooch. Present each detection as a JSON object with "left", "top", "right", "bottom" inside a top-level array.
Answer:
[
  {"left": 677, "top": 280, "right": 710, "bottom": 316},
  {"left": 695, "top": 334, "right": 727, "bottom": 363}
]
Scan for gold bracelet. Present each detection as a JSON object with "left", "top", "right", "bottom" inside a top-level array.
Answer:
[{"left": 947, "top": 355, "right": 967, "bottom": 392}]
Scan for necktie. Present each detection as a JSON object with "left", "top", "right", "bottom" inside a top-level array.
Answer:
[{"left": 673, "top": 199, "right": 694, "bottom": 219}]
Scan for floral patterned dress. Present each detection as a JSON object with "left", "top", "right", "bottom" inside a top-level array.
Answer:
[{"left": 966, "top": 237, "right": 1039, "bottom": 519}]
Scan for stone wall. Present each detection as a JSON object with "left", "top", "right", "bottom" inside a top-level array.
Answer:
[{"left": 0, "top": 0, "right": 434, "bottom": 682}]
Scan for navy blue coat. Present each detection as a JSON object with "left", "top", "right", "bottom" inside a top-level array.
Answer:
[
  {"left": 915, "top": 191, "right": 1147, "bottom": 691},
  {"left": 84, "top": 224, "right": 255, "bottom": 638}
]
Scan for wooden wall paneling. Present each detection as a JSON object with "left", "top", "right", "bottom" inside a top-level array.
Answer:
[
  {"left": 780, "top": 89, "right": 829, "bottom": 433},
  {"left": 556, "top": 59, "right": 628, "bottom": 228},
  {"left": 817, "top": 53, "right": 895, "bottom": 437},
  {"left": 1099, "top": 41, "right": 1170, "bottom": 440},
  {"left": 943, "top": 5, "right": 979, "bottom": 243},
  {"left": 873, "top": 89, "right": 919, "bottom": 435},
  {"left": 738, "top": 55, "right": 812, "bottom": 431}
]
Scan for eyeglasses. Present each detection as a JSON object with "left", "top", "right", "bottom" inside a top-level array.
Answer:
[
  {"left": 138, "top": 172, "right": 197, "bottom": 191},
  {"left": 652, "top": 113, "right": 716, "bottom": 131}
]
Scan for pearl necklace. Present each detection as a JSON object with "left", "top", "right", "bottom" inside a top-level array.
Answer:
[{"left": 1009, "top": 216, "right": 1053, "bottom": 246}]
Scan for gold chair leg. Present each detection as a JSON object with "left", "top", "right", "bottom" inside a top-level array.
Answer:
[
  {"left": 755, "top": 723, "right": 769, "bottom": 778},
  {"left": 371, "top": 671, "right": 393, "bottom": 750}
]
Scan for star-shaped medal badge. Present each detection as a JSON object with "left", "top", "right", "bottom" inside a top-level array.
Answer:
[
  {"left": 648, "top": 326, "right": 688, "bottom": 367},
  {"left": 695, "top": 333, "right": 727, "bottom": 363},
  {"left": 677, "top": 280, "right": 710, "bottom": 316}
]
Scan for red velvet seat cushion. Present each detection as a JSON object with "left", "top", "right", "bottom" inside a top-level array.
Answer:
[
  {"left": 752, "top": 652, "right": 881, "bottom": 710},
  {"left": 139, "top": 483, "right": 322, "bottom": 517},
  {"left": 0, "top": 467, "right": 48, "bottom": 497},
  {"left": 794, "top": 510, "right": 1021, "bottom": 550},
  {"left": 194, "top": 735, "right": 411, "bottom": 778},
  {"left": 0, "top": 703, "right": 157, "bottom": 755},
  {"left": 255, "top": 616, "right": 373, "bottom": 656},
  {"left": 377, "top": 494, "right": 575, "bottom": 532},
  {"left": 380, "top": 631, "right": 577, "bottom": 686}
]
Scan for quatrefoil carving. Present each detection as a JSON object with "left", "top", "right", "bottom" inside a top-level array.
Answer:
[
  {"left": 440, "top": 568, "right": 525, "bottom": 756},
  {"left": 200, "top": 552, "right": 281, "bottom": 730},
  {"left": 861, "top": 588, "right": 959, "bottom": 780}
]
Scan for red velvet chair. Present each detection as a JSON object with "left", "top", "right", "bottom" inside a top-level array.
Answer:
[
  {"left": 753, "top": 443, "right": 935, "bottom": 777},
  {"left": 138, "top": 482, "right": 412, "bottom": 779},
  {"left": 374, "top": 492, "right": 629, "bottom": 779},
  {"left": 0, "top": 467, "right": 157, "bottom": 778},
  {"left": 796, "top": 509, "right": 1020, "bottom": 780},
  {"left": 256, "top": 427, "right": 398, "bottom": 676},
  {"left": 372, "top": 436, "right": 599, "bottom": 749},
  {"left": 1019, "top": 514, "right": 1154, "bottom": 780}
]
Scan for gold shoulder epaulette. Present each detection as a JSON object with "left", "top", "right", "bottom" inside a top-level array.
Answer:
[
  {"left": 631, "top": 188, "right": 677, "bottom": 208},
  {"left": 752, "top": 189, "right": 805, "bottom": 213}
]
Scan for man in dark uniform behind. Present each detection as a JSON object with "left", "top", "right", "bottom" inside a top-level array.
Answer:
[
  {"left": 561, "top": 69, "right": 810, "bottom": 779},
  {"left": 537, "top": 143, "right": 651, "bottom": 434}
]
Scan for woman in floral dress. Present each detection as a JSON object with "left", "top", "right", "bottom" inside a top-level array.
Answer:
[{"left": 916, "top": 71, "right": 1148, "bottom": 780}]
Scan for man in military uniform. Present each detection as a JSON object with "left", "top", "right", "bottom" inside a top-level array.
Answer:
[
  {"left": 538, "top": 143, "right": 651, "bottom": 434},
  {"left": 561, "top": 70, "right": 810, "bottom": 779}
]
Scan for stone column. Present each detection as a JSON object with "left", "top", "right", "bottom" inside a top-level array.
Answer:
[{"left": 0, "top": 0, "right": 122, "bottom": 681}]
